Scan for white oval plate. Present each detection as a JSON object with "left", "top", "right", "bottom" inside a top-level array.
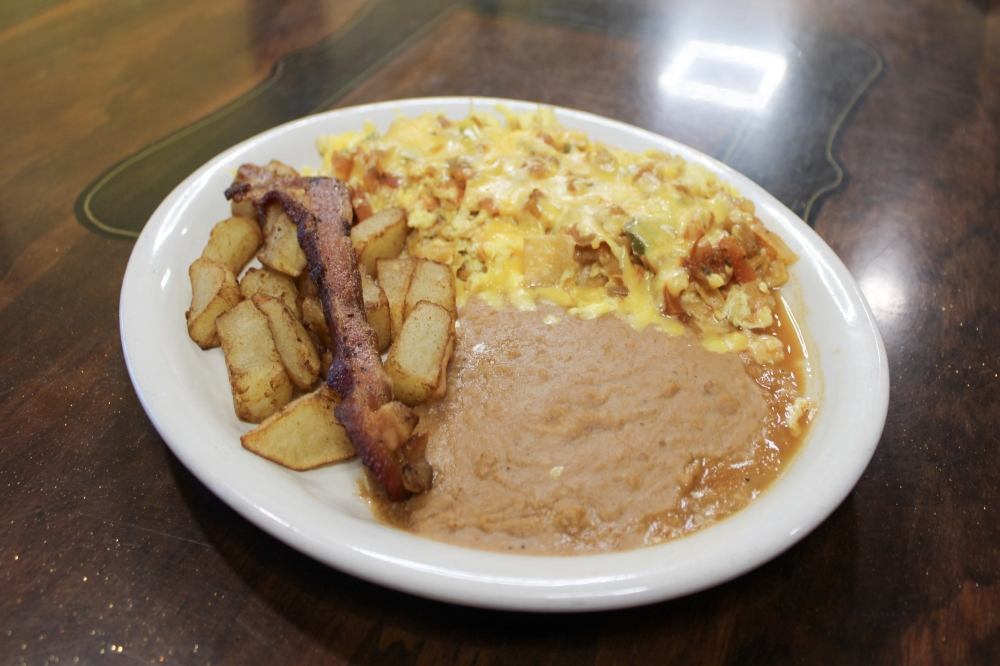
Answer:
[{"left": 120, "top": 97, "right": 888, "bottom": 612}]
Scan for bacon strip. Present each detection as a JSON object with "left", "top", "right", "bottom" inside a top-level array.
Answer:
[{"left": 226, "top": 164, "right": 431, "bottom": 501}]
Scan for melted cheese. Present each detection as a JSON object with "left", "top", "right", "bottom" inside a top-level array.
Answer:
[{"left": 317, "top": 107, "right": 753, "bottom": 339}]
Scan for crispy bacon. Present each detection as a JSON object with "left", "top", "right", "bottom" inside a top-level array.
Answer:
[{"left": 226, "top": 163, "right": 431, "bottom": 501}]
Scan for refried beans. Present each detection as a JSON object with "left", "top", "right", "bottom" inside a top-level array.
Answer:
[{"left": 371, "top": 298, "right": 807, "bottom": 554}]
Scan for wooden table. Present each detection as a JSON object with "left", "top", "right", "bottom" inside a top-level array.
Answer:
[{"left": 3, "top": 0, "right": 999, "bottom": 663}]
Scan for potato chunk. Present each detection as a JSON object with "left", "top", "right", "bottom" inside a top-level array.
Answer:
[
  {"left": 230, "top": 198, "right": 256, "bottom": 221},
  {"left": 202, "top": 216, "right": 263, "bottom": 275},
  {"left": 186, "top": 257, "right": 241, "bottom": 349},
  {"left": 297, "top": 269, "right": 318, "bottom": 299},
  {"left": 252, "top": 293, "right": 321, "bottom": 391},
  {"left": 216, "top": 300, "right": 293, "bottom": 422},
  {"left": 376, "top": 257, "right": 417, "bottom": 343},
  {"left": 258, "top": 202, "right": 307, "bottom": 277},
  {"left": 404, "top": 259, "right": 457, "bottom": 321},
  {"left": 359, "top": 268, "right": 391, "bottom": 352},
  {"left": 301, "top": 296, "right": 331, "bottom": 350},
  {"left": 524, "top": 235, "right": 575, "bottom": 287},
  {"left": 385, "top": 301, "right": 455, "bottom": 406},
  {"left": 350, "top": 207, "right": 408, "bottom": 278},
  {"left": 240, "top": 386, "right": 355, "bottom": 470},
  {"left": 239, "top": 266, "right": 300, "bottom": 319}
]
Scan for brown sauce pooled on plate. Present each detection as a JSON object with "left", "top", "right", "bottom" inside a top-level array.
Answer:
[{"left": 366, "top": 298, "right": 811, "bottom": 554}]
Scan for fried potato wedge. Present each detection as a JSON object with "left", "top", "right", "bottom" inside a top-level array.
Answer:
[
  {"left": 385, "top": 301, "right": 455, "bottom": 406},
  {"left": 240, "top": 386, "right": 356, "bottom": 470},
  {"left": 376, "top": 257, "right": 418, "bottom": 343},
  {"left": 202, "top": 215, "right": 263, "bottom": 275},
  {"left": 239, "top": 266, "right": 300, "bottom": 319},
  {"left": 259, "top": 201, "right": 308, "bottom": 277},
  {"left": 301, "top": 295, "right": 331, "bottom": 350},
  {"left": 350, "top": 207, "right": 408, "bottom": 278},
  {"left": 186, "top": 257, "right": 241, "bottom": 349},
  {"left": 217, "top": 300, "right": 293, "bottom": 422},
  {"left": 297, "top": 269, "right": 318, "bottom": 299},
  {"left": 360, "top": 268, "right": 391, "bottom": 352},
  {"left": 252, "top": 293, "right": 321, "bottom": 391},
  {"left": 524, "top": 234, "right": 575, "bottom": 287},
  {"left": 404, "top": 259, "right": 457, "bottom": 321},
  {"left": 230, "top": 198, "right": 256, "bottom": 221}
]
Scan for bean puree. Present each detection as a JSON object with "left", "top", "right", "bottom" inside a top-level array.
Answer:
[{"left": 372, "top": 298, "right": 807, "bottom": 554}]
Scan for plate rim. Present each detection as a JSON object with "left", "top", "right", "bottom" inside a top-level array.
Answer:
[{"left": 120, "top": 96, "right": 888, "bottom": 612}]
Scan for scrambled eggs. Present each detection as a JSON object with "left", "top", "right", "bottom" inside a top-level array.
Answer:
[{"left": 317, "top": 107, "right": 797, "bottom": 363}]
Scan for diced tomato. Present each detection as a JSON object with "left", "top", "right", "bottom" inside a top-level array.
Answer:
[
  {"left": 689, "top": 240, "right": 728, "bottom": 276},
  {"left": 731, "top": 256, "right": 758, "bottom": 284},
  {"left": 362, "top": 167, "right": 380, "bottom": 193},
  {"left": 718, "top": 235, "right": 745, "bottom": 262},
  {"left": 360, "top": 165, "right": 401, "bottom": 192},
  {"left": 719, "top": 235, "right": 757, "bottom": 283},
  {"left": 687, "top": 235, "right": 759, "bottom": 285},
  {"left": 331, "top": 154, "right": 353, "bottom": 181}
]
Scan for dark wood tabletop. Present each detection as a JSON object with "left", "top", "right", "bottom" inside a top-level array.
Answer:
[{"left": 3, "top": 0, "right": 999, "bottom": 663}]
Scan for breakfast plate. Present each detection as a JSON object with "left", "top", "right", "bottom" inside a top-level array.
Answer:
[{"left": 119, "top": 97, "right": 888, "bottom": 612}]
